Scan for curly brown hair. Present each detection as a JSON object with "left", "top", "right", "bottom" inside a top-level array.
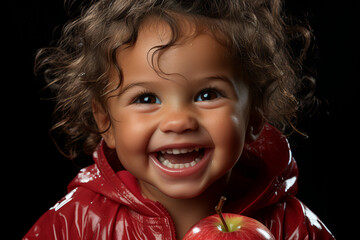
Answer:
[{"left": 35, "top": 0, "right": 312, "bottom": 159}]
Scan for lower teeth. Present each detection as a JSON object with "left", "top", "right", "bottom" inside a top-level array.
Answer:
[{"left": 158, "top": 156, "right": 200, "bottom": 169}]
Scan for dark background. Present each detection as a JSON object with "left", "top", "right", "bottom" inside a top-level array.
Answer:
[{"left": 6, "top": 0, "right": 358, "bottom": 239}]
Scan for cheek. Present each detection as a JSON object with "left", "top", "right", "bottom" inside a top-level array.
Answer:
[
  {"left": 111, "top": 113, "right": 156, "bottom": 163},
  {"left": 216, "top": 115, "right": 245, "bottom": 155},
  {"left": 205, "top": 107, "right": 248, "bottom": 171}
]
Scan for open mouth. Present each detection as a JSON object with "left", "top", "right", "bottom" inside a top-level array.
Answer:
[{"left": 156, "top": 147, "right": 205, "bottom": 169}]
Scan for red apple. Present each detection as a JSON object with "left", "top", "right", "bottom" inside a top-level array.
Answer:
[{"left": 183, "top": 197, "right": 275, "bottom": 240}]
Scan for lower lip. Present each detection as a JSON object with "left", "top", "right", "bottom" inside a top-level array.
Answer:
[{"left": 149, "top": 149, "right": 213, "bottom": 178}]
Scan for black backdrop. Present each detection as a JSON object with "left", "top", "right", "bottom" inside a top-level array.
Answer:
[{"left": 6, "top": 1, "right": 358, "bottom": 239}]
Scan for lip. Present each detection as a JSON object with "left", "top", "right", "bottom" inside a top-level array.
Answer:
[{"left": 149, "top": 147, "right": 213, "bottom": 178}]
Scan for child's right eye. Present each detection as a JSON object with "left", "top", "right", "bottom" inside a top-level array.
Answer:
[{"left": 133, "top": 93, "right": 161, "bottom": 104}]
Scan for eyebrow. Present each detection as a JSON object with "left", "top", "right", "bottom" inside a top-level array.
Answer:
[
  {"left": 204, "top": 75, "right": 231, "bottom": 82},
  {"left": 118, "top": 82, "right": 149, "bottom": 95},
  {"left": 203, "top": 75, "right": 236, "bottom": 87},
  {"left": 204, "top": 75, "right": 241, "bottom": 96}
]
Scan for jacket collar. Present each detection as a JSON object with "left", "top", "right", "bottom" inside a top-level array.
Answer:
[{"left": 229, "top": 123, "right": 298, "bottom": 214}]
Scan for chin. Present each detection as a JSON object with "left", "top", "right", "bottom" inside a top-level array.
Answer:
[{"left": 158, "top": 182, "right": 209, "bottom": 200}]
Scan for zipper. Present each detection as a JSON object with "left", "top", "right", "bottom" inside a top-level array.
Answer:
[{"left": 155, "top": 202, "right": 177, "bottom": 240}]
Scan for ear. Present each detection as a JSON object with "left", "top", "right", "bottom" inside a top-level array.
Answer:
[
  {"left": 246, "top": 107, "right": 264, "bottom": 143},
  {"left": 92, "top": 100, "right": 116, "bottom": 149}
]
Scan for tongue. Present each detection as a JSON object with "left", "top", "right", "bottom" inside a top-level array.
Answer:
[{"left": 162, "top": 151, "right": 202, "bottom": 164}]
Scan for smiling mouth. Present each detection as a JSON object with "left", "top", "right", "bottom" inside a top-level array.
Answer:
[{"left": 156, "top": 147, "right": 205, "bottom": 169}]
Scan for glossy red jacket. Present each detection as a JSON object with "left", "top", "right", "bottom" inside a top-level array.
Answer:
[{"left": 23, "top": 124, "right": 335, "bottom": 239}]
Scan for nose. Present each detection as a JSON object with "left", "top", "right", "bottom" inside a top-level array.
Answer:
[{"left": 159, "top": 108, "right": 199, "bottom": 134}]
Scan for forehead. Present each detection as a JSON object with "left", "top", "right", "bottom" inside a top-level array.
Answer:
[{"left": 115, "top": 17, "right": 240, "bottom": 85}]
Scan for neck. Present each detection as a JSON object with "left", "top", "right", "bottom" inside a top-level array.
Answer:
[{"left": 139, "top": 174, "right": 230, "bottom": 240}]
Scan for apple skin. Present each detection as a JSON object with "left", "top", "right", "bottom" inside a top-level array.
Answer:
[{"left": 182, "top": 213, "right": 275, "bottom": 240}]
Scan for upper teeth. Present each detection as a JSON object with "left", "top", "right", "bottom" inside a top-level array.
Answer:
[{"left": 161, "top": 147, "right": 200, "bottom": 155}]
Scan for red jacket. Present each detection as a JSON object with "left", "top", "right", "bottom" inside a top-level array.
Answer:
[{"left": 23, "top": 124, "right": 335, "bottom": 239}]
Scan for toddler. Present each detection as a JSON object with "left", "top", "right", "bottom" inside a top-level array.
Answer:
[{"left": 24, "top": 0, "right": 335, "bottom": 239}]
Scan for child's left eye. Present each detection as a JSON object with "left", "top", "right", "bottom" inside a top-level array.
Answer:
[{"left": 195, "top": 88, "right": 224, "bottom": 102}]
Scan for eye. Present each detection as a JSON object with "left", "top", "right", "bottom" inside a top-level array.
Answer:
[
  {"left": 133, "top": 93, "right": 161, "bottom": 104},
  {"left": 195, "top": 88, "right": 224, "bottom": 102}
]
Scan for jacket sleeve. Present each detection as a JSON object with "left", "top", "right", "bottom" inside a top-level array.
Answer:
[
  {"left": 23, "top": 187, "right": 112, "bottom": 240},
  {"left": 23, "top": 186, "right": 125, "bottom": 240},
  {"left": 257, "top": 197, "right": 335, "bottom": 240},
  {"left": 22, "top": 208, "right": 66, "bottom": 240},
  {"left": 22, "top": 188, "right": 82, "bottom": 240}
]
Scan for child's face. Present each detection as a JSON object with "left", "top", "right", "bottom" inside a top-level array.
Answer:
[{"left": 95, "top": 21, "right": 252, "bottom": 200}]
